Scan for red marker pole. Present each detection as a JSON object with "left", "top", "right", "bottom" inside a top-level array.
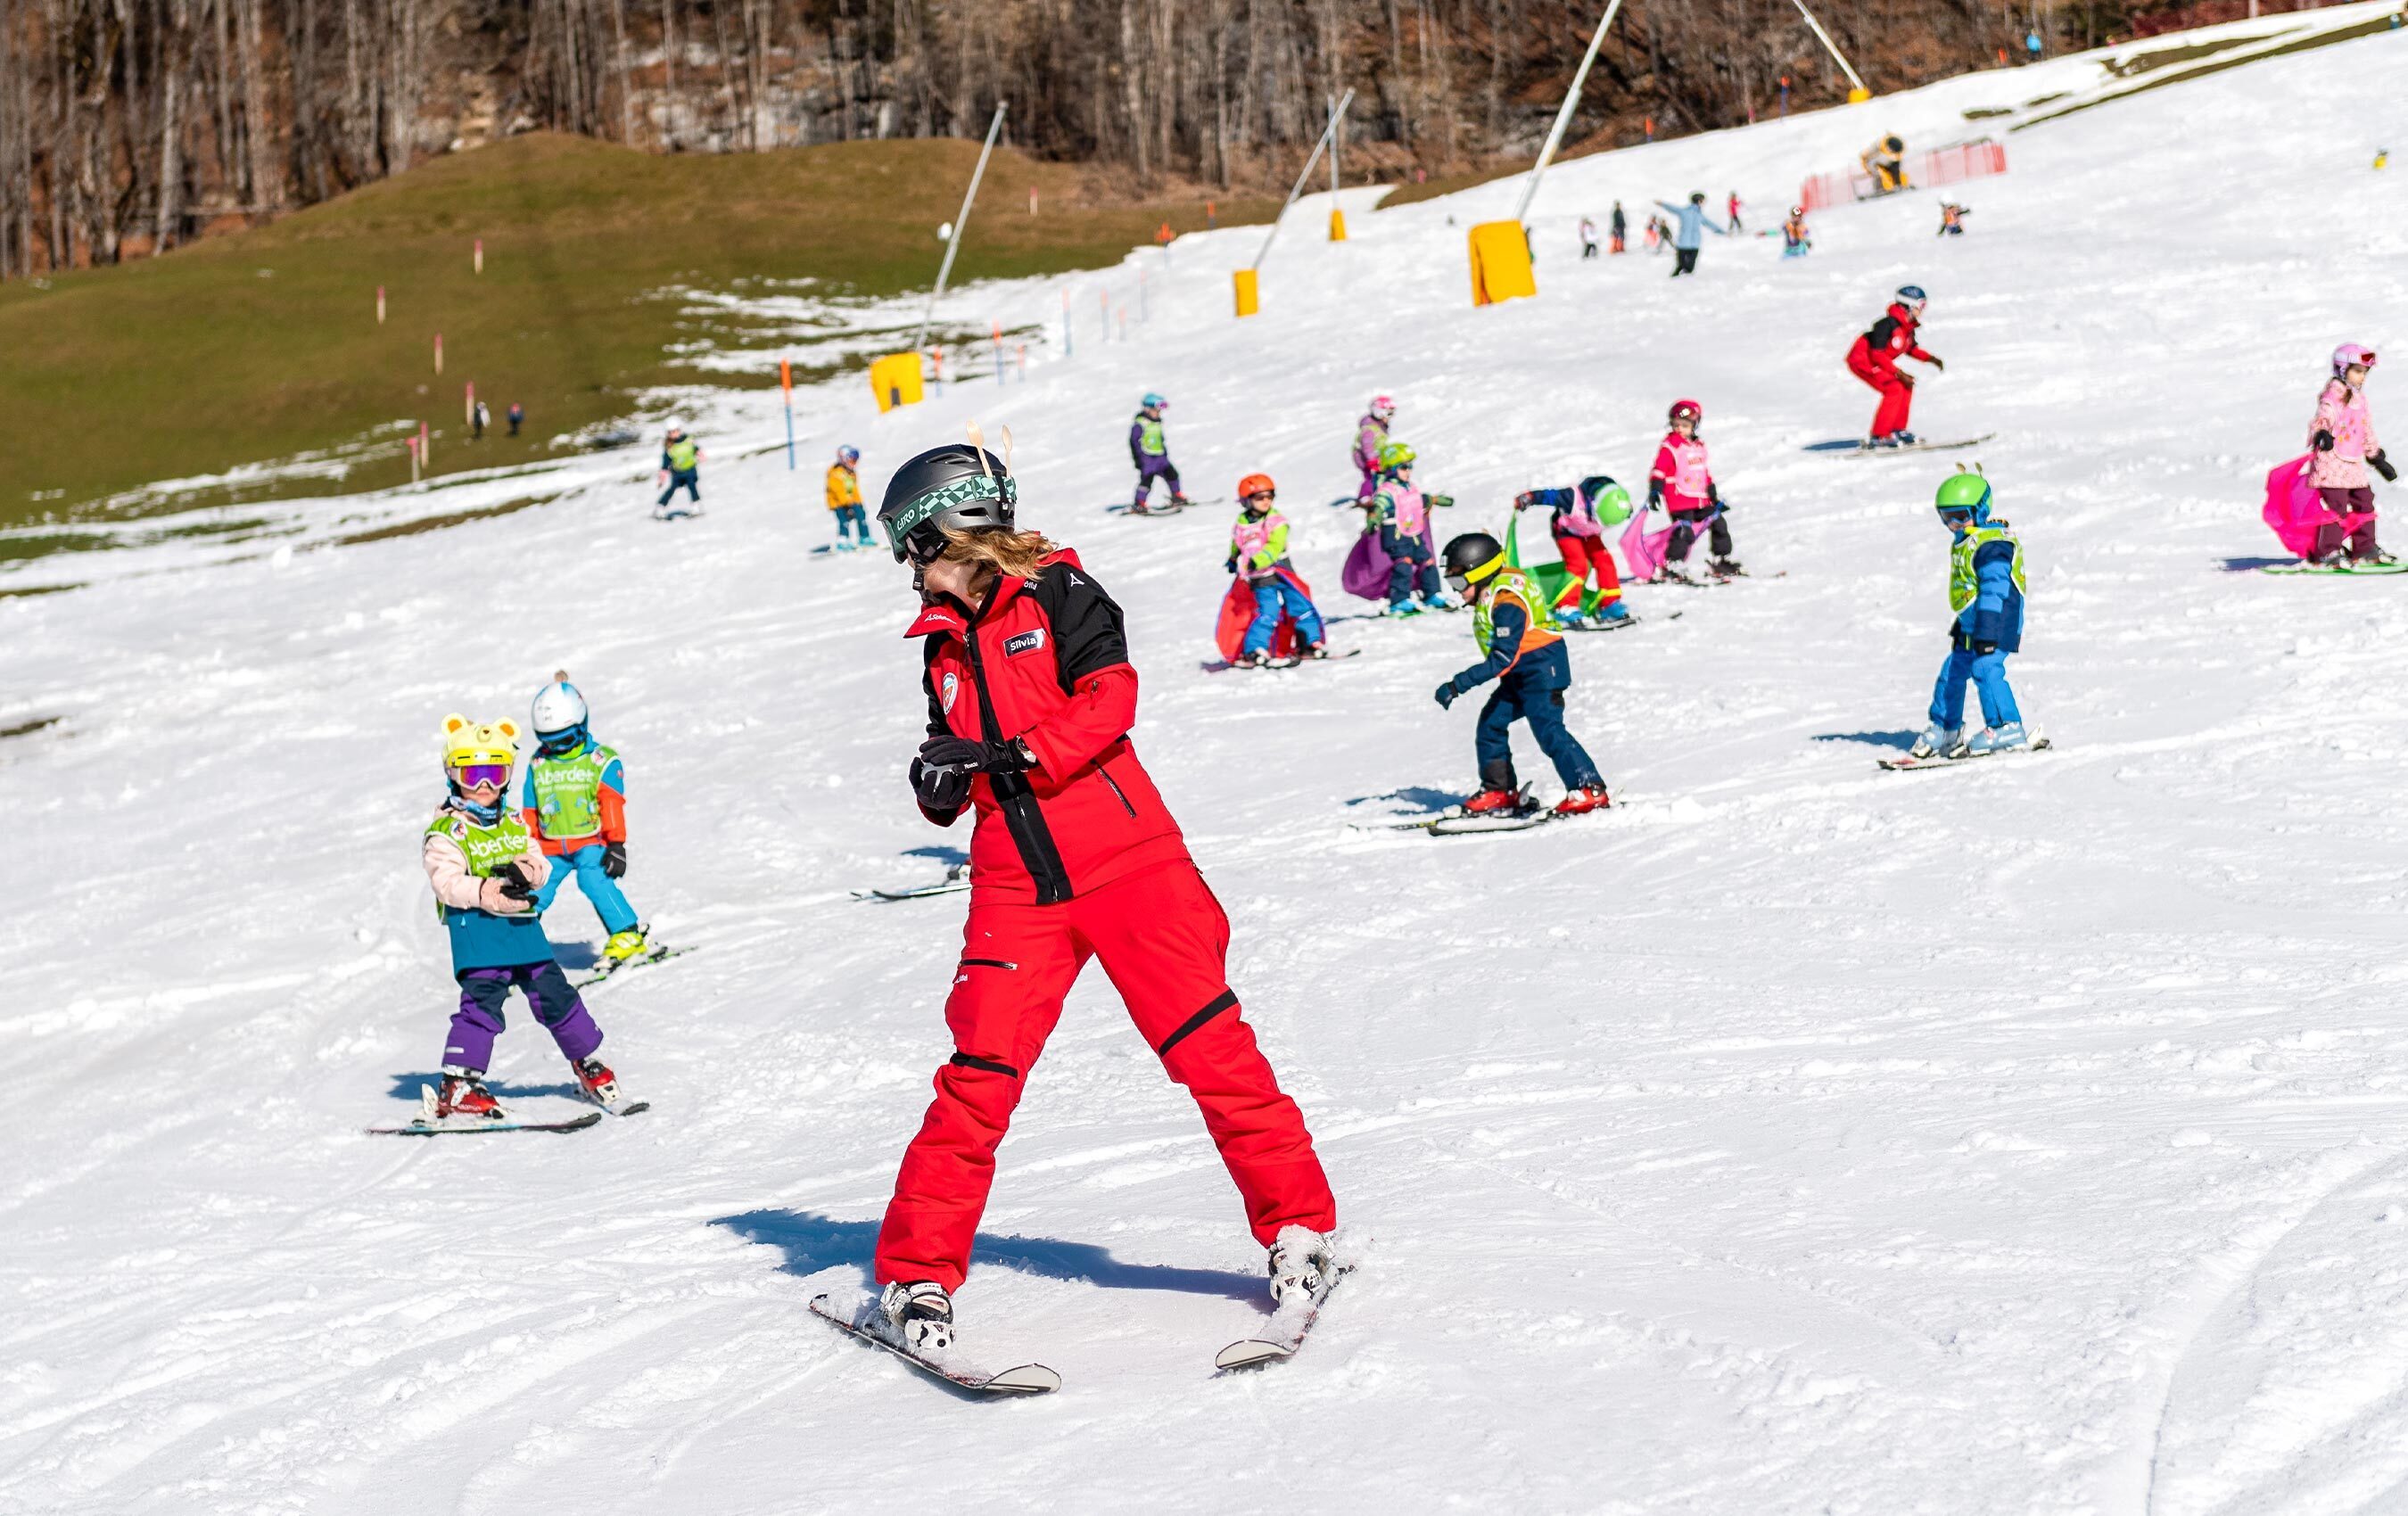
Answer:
[
  {"left": 375, "top": 285, "right": 385, "bottom": 325},
  {"left": 433, "top": 334, "right": 443, "bottom": 375},
  {"left": 780, "top": 358, "right": 795, "bottom": 470},
  {"left": 420, "top": 421, "right": 431, "bottom": 469},
  {"left": 474, "top": 238, "right": 483, "bottom": 274},
  {"left": 992, "top": 320, "right": 1005, "bottom": 384}
]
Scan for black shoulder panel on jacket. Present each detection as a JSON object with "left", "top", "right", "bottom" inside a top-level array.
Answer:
[{"left": 1027, "top": 562, "right": 1131, "bottom": 695}]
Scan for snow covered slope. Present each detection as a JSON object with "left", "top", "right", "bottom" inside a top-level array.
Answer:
[{"left": 7, "top": 22, "right": 2408, "bottom": 1514}]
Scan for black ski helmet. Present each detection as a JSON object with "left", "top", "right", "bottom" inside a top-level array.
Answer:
[
  {"left": 1441, "top": 531, "right": 1505, "bottom": 590},
  {"left": 878, "top": 443, "right": 1017, "bottom": 564}
]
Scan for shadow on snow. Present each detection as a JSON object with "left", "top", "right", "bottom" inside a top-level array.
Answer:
[{"left": 713, "top": 1209, "right": 1266, "bottom": 1302}]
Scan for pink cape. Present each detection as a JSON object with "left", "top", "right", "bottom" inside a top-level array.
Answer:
[
  {"left": 1216, "top": 566, "right": 1315, "bottom": 660},
  {"left": 2263, "top": 452, "right": 2367, "bottom": 556},
  {"left": 1619, "top": 509, "right": 1678, "bottom": 581},
  {"left": 1342, "top": 526, "right": 1439, "bottom": 601}
]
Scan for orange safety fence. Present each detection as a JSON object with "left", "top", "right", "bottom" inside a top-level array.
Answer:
[{"left": 1799, "top": 138, "right": 2008, "bottom": 212}]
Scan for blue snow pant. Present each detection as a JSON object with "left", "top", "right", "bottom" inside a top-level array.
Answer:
[
  {"left": 1382, "top": 526, "right": 1439, "bottom": 605},
  {"left": 1475, "top": 650, "right": 1601, "bottom": 790},
  {"left": 444, "top": 960, "right": 602, "bottom": 1074},
  {"left": 658, "top": 468, "right": 701, "bottom": 507},
  {"left": 1134, "top": 456, "right": 1182, "bottom": 507},
  {"left": 1928, "top": 646, "right": 2021, "bottom": 729},
  {"left": 834, "top": 503, "right": 870, "bottom": 542},
  {"left": 1242, "top": 576, "right": 1325, "bottom": 655},
  {"left": 533, "top": 843, "right": 640, "bottom": 935}
]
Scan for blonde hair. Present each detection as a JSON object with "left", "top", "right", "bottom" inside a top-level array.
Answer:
[{"left": 938, "top": 525, "right": 1060, "bottom": 588}]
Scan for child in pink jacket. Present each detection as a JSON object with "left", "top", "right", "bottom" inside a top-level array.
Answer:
[
  {"left": 2308, "top": 343, "right": 2396, "bottom": 565},
  {"left": 1647, "top": 399, "right": 1739, "bottom": 581}
]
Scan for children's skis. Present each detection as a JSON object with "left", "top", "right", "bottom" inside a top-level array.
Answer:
[
  {"left": 1350, "top": 788, "right": 1594, "bottom": 836},
  {"left": 2260, "top": 559, "right": 2408, "bottom": 576},
  {"left": 1806, "top": 433, "right": 1996, "bottom": 457},
  {"left": 1216, "top": 1266, "right": 1351, "bottom": 1371},
  {"left": 1878, "top": 737, "right": 2054, "bottom": 771},
  {"left": 365, "top": 1110, "right": 604, "bottom": 1137},
  {"left": 570, "top": 943, "right": 691, "bottom": 989},
  {"left": 809, "top": 1294, "right": 1060, "bottom": 1396},
  {"left": 852, "top": 863, "right": 971, "bottom": 902},
  {"left": 1220, "top": 648, "right": 1364, "bottom": 671}
]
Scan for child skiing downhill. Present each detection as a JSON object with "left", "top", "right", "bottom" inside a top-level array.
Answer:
[
  {"left": 866, "top": 441, "right": 1340, "bottom": 1355},
  {"left": 1909, "top": 470, "right": 2032, "bottom": 759},
  {"left": 1225, "top": 474, "right": 1330, "bottom": 666},
  {"left": 2306, "top": 343, "right": 2396, "bottom": 566},
  {"left": 1846, "top": 285, "right": 1945, "bottom": 448},
  {"left": 1782, "top": 206, "right": 1811, "bottom": 259},
  {"left": 1432, "top": 531, "right": 1611, "bottom": 817},
  {"left": 1648, "top": 400, "right": 1740, "bottom": 581},
  {"left": 1352, "top": 394, "right": 1397, "bottom": 502},
  {"left": 1369, "top": 442, "right": 1457, "bottom": 615},
  {"left": 522, "top": 674, "right": 653, "bottom": 969},
  {"left": 656, "top": 424, "right": 705, "bottom": 517},
  {"left": 421, "top": 715, "right": 626, "bottom": 1122},
  {"left": 827, "top": 445, "right": 872, "bottom": 549},
  {"left": 1130, "top": 392, "right": 1188, "bottom": 514},
  {"left": 1515, "top": 476, "right": 1634, "bottom": 625}
]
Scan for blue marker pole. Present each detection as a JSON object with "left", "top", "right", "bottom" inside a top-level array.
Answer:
[{"left": 780, "top": 359, "right": 796, "bottom": 469}]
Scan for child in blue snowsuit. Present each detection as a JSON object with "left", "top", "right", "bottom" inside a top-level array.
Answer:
[
  {"left": 521, "top": 676, "right": 653, "bottom": 967},
  {"left": 1431, "top": 531, "right": 1610, "bottom": 816},
  {"left": 1130, "top": 393, "right": 1188, "bottom": 512},
  {"left": 1912, "top": 470, "right": 2030, "bottom": 759}
]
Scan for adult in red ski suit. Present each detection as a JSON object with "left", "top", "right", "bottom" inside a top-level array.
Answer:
[
  {"left": 874, "top": 518, "right": 1338, "bottom": 1297},
  {"left": 1845, "top": 287, "right": 1944, "bottom": 444}
]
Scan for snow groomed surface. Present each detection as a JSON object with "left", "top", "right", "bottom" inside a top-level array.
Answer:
[{"left": 7, "top": 17, "right": 2408, "bottom": 1513}]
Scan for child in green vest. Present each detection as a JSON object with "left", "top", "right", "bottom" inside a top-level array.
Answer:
[
  {"left": 656, "top": 424, "right": 705, "bottom": 518},
  {"left": 522, "top": 674, "right": 653, "bottom": 969},
  {"left": 421, "top": 714, "right": 625, "bottom": 1121}
]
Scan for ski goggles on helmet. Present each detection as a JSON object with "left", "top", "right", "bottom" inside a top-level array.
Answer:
[
  {"left": 452, "top": 762, "right": 512, "bottom": 789},
  {"left": 1444, "top": 572, "right": 1472, "bottom": 594}
]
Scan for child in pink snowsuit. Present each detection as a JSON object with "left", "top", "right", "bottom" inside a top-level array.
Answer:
[
  {"left": 2308, "top": 343, "right": 2396, "bottom": 564},
  {"left": 1647, "top": 399, "right": 1737, "bottom": 578},
  {"left": 1353, "top": 396, "right": 1396, "bottom": 501}
]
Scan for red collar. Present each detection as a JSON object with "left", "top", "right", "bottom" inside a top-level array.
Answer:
[{"left": 903, "top": 548, "right": 1084, "bottom": 639}]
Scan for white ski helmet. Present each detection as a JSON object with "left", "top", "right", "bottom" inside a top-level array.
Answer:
[{"left": 531, "top": 671, "right": 589, "bottom": 738}]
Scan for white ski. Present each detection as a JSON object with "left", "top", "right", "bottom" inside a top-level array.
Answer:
[{"left": 809, "top": 1294, "right": 1060, "bottom": 1395}]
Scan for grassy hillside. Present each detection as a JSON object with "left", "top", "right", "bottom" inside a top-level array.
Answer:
[{"left": 0, "top": 134, "right": 1270, "bottom": 525}]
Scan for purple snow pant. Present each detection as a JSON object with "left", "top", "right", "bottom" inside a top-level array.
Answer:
[
  {"left": 443, "top": 961, "right": 602, "bottom": 1073},
  {"left": 1134, "top": 456, "right": 1182, "bottom": 507},
  {"left": 2315, "top": 486, "right": 2379, "bottom": 558}
]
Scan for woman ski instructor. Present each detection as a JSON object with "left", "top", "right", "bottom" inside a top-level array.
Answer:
[{"left": 866, "top": 441, "right": 1341, "bottom": 1354}]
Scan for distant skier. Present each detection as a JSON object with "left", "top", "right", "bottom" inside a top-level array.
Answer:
[
  {"left": 472, "top": 400, "right": 490, "bottom": 441},
  {"left": 420, "top": 713, "right": 627, "bottom": 1122},
  {"left": 1645, "top": 214, "right": 1665, "bottom": 253},
  {"left": 1726, "top": 191, "right": 1744, "bottom": 232},
  {"left": 656, "top": 424, "right": 705, "bottom": 516},
  {"left": 1937, "top": 202, "right": 1969, "bottom": 236},
  {"left": 827, "top": 444, "right": 872, "bottom": 550},
  {"left": 1370, "top": 441, "right": 1455, "bottom": 614},
  {"left": 1648, "top": 399, "right": 1739, "bottom": 581},
  {"left": 1654, "top": 192, "right": 1727, "bottom": 277},
  {"left": 1909, "top": 470, "right": 2031, "bottom": 759},
  {"left": 2306, "top": 342, "right": 2396, "bottom": 565},
  {"left": 1846, "top": 285, "right": 1944, "bottom": 448},
  {"left": 1130, "top": 391, "right": 1189, "bottom": 514},
  {"left": 1610, "top": 201, "right": 1628, "bottom": 253},
  {"left": 1432, "top": 531, "right": 1611, "bottom": 817},
  {"left": 1579, "top": 216, "right": 1600, "bottom": 260},
  {"left": 1863, "top": 134, "right": 1909, "bottom": 194},
  {"left": 507, "top": 401, "right": 524, "bottom": 438},
  {"left": 1514, "top": 476, "right": 1634, "bottom": 626},
  {"left": 1353, "top": 394, "right": 1397, "bottom": 502},
  {"left": 867, "top": 441, "right": 1340, "bottom": 1355},
  {"left": 1225, "top": 473, "right": 1330, "bottom": 665},
  {"left": 523, "top": 674, "right": 653, "bottom": 970},
  {"left": 1782, "top": 205, "right": 1812, "bottom": 258}
]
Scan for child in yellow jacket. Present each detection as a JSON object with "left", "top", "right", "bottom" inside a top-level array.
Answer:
[{"left": 827, "top": 445, "right": 869, "bottom": 549}]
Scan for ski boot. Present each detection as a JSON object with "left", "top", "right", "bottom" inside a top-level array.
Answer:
[
  {"left": 1463, "top": 787, "right": 1526, "bottom": 816},
  {"left": 1907, "top": 723, "right": 1962, "bottom": 760},
  {"left": 1384, "top": 599, "right": 1425, "bottom": 617},
  {"left": 1299, "top": 642, "right": 1332, "bottom": 660},
  {"left": 1595, "top": 600, "right": 1633, "bottom": 626},
  {"left": 1424, "top": 589, "right": 1463, "bottom": 612},
  {"left": 603, "top": 926, "right": 652, "bottom": 965},
  {"left": 1659, "top": 558, "right": 1702, "bottom": 586},
  {"left": 1554, "top": 783, "right": 1612, "bottom": 816},
  {"left": 1707, "top": 556, "right": 1744, "bottom": 579},
  {"left": 1893, "top": 431, "right": 1918, "bottom": 446},
  {"left": 1266, "top": 1226, "right": 1340, "bottom": 1308},
  {"left": 1554, "top": 603, "right": 1587, "bottom": 628},
  {"left": 2356, "top": 549, "right": 2400, "bottom": 567},
  {"left": 878, "top": 1281, "right": 955, "bottom": 1353},
  {"left": 428, "top": 1067, "right": 503, "bottom": 1122},
  {"left": 571, "top": 1055, "right": 625, "bottom": 1110},
  {"left": 1171, "top": 493, "right": 1193, "bottom": 508},
  {"left": 1233, "top": 649, "right": 1273, "bottom": 670},
  {"left": 1964, "top": 721, "right": 2030, "bottom": 756}
]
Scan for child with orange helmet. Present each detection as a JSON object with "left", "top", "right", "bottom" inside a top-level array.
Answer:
[{"left": 1223, "top": 473, "right": 1330, "bottom": 666}]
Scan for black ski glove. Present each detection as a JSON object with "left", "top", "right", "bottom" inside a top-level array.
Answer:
[
  {"left": 1928, "top": 356, "right": 1946, "bottom": 373},
  {"left": 1706, "top": 482, "right": 1721, "bottom": 506},
  {"left": 919, "top": 734, "right": 1033, "bottom": 777},
  {"left": 1972, "top": 639, "right": 1998, "bottom": 655},
  {"left": 1225, "top": 556, "right": 1238, "bottom": 574},
  {"left": 2373, "top": 450, "right": 2397, "bottom": 483},
  {"left": 2314, "top": 428, "right": 2337, "bottom": 452},
  {"left": 1433, "top": 681, "right": 1459, "bottom": 711},
  {"left": 601, "top": 841, "right": 627, "bottom": 879},
  {"left": 492, "top": 864, "right": 536, "bottom": 904},
  {"left": 1646, "top": 480, "right": 1664, "bottom": 508},
  {"left": 910, "top": 755, "right": 972, "bottom": 812}
]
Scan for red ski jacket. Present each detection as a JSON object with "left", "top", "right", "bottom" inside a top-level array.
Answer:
[
  {"left": 905, "top": 550, "right": 1190, "bottom": 904},
  {"left": 1847, "top": 301, "right": 1934, "bottom": 378}
]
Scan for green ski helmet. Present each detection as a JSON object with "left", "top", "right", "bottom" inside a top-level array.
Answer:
[
  {"left": 1934, "top": 469, "right": 1992, "bottom": 524},
  {"left": 1378, "top": 441, "right": 1417, "bottom": 474}
]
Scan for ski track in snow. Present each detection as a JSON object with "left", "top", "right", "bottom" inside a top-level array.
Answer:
[{"left": 7, "top": 17, "right": 2408, "bottom": 1512}]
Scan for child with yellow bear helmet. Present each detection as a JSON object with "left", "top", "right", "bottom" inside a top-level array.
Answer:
[{"left": 419, "top": 714, "right": 631, "bottom": 1123}]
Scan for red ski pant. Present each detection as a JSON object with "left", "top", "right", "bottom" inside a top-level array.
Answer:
[
  {"left": 1551, "top": 533, "right": 1622, "bottom": 610},
  {"left": 1849, "top": 354, "right": 1915, "bottom": 438},
  {"left": 874, "top": 860, "right": 1338, "bottom": 1292}
]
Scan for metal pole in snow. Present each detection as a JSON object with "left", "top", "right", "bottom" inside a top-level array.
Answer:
[
  {"left": 1790, "top": 0, "right": 1870, "bottom": 98},
  {"left": 780, "top": 358, "right": 795, "bottom": 469},
  {"left": 1513, "top": 0, "right": 1624, "bottom": 224},
  {"left": 913, "top": 103, "right": 1009, "bottom": 360},
  {"left": 1251, "top": 88, "right": 1356, "bottom": 273}
]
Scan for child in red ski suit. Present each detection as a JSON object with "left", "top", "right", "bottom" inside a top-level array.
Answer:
[
  {"left": 862, "top": 441, "right": 1340, "bottom": 1353},
  {"left": 1845, "top": 285, "right": 1944, "bottom": 447}
]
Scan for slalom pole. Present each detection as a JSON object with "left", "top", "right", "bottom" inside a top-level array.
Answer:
[
  {"left": 1790, "top": 0, "right": 1871, "bottom": 102},
  {"left": 780, "top": 358, "right": 795, "bottom": 469},
  {"left": 1512, "top": 0, "right": 1623, "bottom": 225},
  {"left": 913, "top": 103, "right": 1008, "bottom": 362},
  {"left": 1249, "top": 88, "right": 1356, "bottom": 274}
]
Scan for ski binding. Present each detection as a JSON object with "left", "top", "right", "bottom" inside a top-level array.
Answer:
[
  {"left": 1216, "top": 1265, "right": 1350, "bottom": 1371},
  {"left": 809, "top": 1294, "right": 1060, "bottom": 1395}
]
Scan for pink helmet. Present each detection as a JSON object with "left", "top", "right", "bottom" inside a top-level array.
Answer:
[
  {"left": 2333, "top": 342, "right": 2379, "bottom": 378},
  {"left": 1669, "top": 398, "right": 1703, "bottom": 425},
  {"left": 1370, "top": 394, "right": 1397, "bottom": 419}
]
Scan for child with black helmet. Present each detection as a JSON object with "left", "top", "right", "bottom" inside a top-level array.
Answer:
[{"left": 1431, "top": 531, "right": 1611, "bottom": 819}]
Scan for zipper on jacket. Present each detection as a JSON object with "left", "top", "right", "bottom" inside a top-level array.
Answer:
[{"left": 1098, "top": 764, "right": 1137, "bottom": 820}]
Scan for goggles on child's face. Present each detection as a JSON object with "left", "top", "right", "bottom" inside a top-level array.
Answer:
[
  {"left": 1938, "top": 508, "right": 1975, "bottom": 527},
  {"left": 1444, "top": 572, "right": 1472, "bottom": 594},
  {"left": 1244, "top": 490, "right": 1276, "bottom": 504},
  {"left": 453, "top": 763, "right": 511, "bottom": 789}
]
